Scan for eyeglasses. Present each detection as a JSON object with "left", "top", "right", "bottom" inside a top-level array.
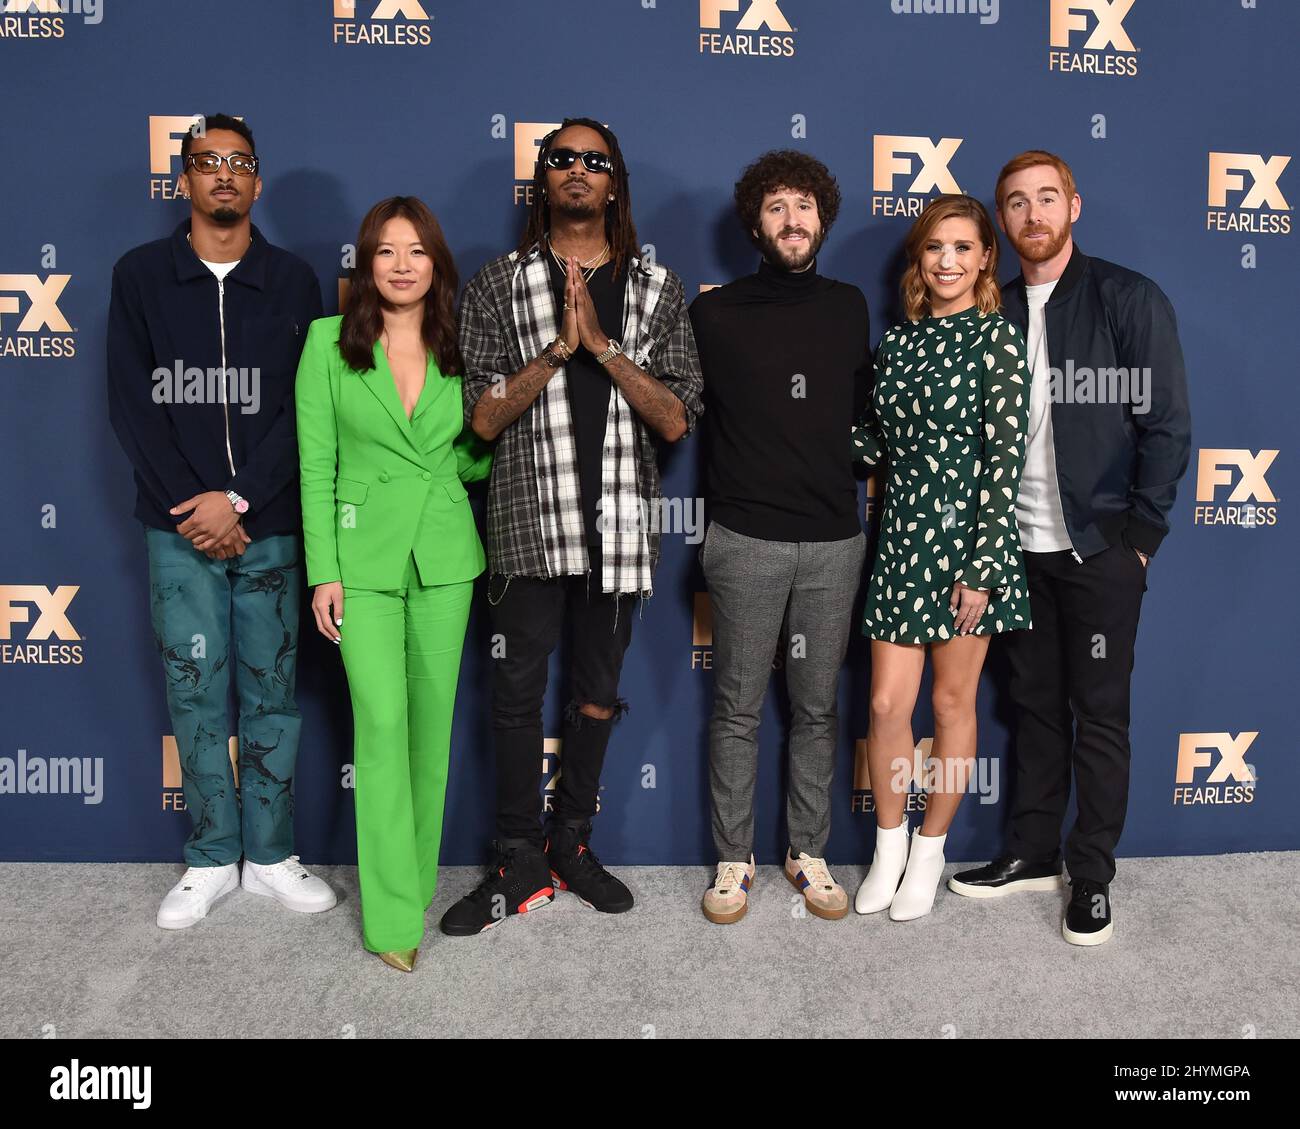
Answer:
[
  {"left": 185, "top": 152, "right": 260, "bottom": 177},
  {"left": 542, "top": 148, "right": 613, "bottom": 175}
]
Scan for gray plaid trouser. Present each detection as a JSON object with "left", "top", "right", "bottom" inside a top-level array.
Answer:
[{"left": 702, "top": 520, "right": 866, "bottom": 860}]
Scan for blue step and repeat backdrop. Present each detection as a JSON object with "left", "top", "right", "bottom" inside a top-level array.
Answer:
[{"left": 1, "top": 0, "right": 1294, "bottom": 866}]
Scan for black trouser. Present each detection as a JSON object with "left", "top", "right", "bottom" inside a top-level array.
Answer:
[
  {"left": 1003, "top": 544, "right": 1148, "bottom": 884},
  {"left": 488, "top": 570, "right": 635, "bottom": 845}
]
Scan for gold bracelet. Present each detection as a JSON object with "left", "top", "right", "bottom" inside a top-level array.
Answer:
[{"left": 552, "top": 337, "right": 573, "bottom": 361}]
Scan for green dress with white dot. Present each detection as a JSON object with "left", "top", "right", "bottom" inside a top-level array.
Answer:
[{"left": 852, "top": 307, "right": 1032, "bottom": 644}]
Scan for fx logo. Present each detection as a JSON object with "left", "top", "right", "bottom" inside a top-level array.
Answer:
[
  {"left": 873, "top": 136, "right": 962, "bottom": 194},
  {"left": 514, "top": 121, "right": 561, "bottom": 182},
  {"left": 700, "top": 0, "right": 791, "bottom": 31},
  {"left": 1208, "top": 154, "right": 1292, "bottom": 211},
  {"left": 1196, "top": 449, "right": 1278, "bottom": 503},
  {"left": 1176, "top": 732, "right": 1257, "bottom": 784},
  {"left": 0, "top": 586, "right": 80, "bottom": 641},
  {"left": 148, "top": 115, "right": 206, "bottom": 176},
  {"left": 163, "top": 735, "right": 238, "bottom": 790},
  {"left": 0, "top": 275, "right": 72, "bottom": 333},
  {"left": 1049, "top": 0, "right": 1136, "bottom": 51},
  {"left": 333, "top": 0, "right": 429, "bottom": 17}
]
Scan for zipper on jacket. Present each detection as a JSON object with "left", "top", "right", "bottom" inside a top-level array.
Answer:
[
  {"left": 1051, "top": 443, "right": 1081, "bottom": 564},
  {"left": 217, "top": 278, "right": 235, "bottom": 476}
]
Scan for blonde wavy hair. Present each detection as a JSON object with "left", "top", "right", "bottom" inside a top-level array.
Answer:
[{"left": 900, "top": 194, "right": 1001, "bottom": 323}]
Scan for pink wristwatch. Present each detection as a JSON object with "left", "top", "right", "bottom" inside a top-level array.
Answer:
[{"left": 225, "top": 489, "right": 250, "bottom": 515}]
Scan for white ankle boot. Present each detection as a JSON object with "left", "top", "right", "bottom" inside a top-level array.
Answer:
[
  {"left": 889, "top": 829, "right": 947, "bottom": 921},
  {"left": 854, "top": 820, "right": 910, "bottom": 914}
]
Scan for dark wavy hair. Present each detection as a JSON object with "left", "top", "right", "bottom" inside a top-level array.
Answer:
[
  {"left": 339, "top": 196, "right": 462, "bottom": 377},
  {"left": 515, "top": 117, "right": 639, "bottom": 275},
  {"left": 734, "top": 150, "right": 842, "bottom": 243}
]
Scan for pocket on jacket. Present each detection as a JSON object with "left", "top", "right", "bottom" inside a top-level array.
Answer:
[
  {"left": 443, "top": 479, "right": 468, "bottom": 503},
  {"left": 336, "top": 477, "right": 368, "bottom": 504}
]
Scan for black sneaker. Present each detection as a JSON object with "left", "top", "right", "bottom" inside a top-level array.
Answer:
[
  {"left": 1063, "top": 878, "right": 1113, "bottom": 946},
  {"left": 439, "top": 840, "right": 554, "bottom": 936},
  {"left": 546, "top": 821, "right": 634, "bottom": 914},
  {"left": 948, "top": 851, "right": 1064, "bottom": 898}
]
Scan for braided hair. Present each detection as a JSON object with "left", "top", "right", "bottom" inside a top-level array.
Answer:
[{"left": 515, "top": 117, "right": 639, "bottom": 275}]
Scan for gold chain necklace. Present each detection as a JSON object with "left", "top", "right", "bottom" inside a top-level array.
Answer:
[{"left": 548, "top": 238, "right": 609, "bottom": 282}]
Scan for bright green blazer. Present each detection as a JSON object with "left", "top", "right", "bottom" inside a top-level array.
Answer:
[{"left": 296, "top": 315, "right": 492, "bottom": 591}]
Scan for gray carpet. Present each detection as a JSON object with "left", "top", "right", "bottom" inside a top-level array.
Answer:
[{"left": 3, "top": 853, "right": 1296, "bottom": 1039}]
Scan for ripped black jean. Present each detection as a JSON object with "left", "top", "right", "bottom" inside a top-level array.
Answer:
[{"left": 486, "top": 568, "right": 634, "bottom": 845}]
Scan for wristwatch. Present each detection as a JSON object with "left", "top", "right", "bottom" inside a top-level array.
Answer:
[
  {"left": 225, "top": 489, "right": 250, "bottom": 515},
  {"left": 594, "top": 338, "right": 623, "bottom": 366}
]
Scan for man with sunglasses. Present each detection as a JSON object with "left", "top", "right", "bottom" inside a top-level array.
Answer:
[
  {"left": 108, "top": 113, "right": 334, "bottom": 930},
  {"left": 444, "top": 118, "right": 703, "bottom": 935}
]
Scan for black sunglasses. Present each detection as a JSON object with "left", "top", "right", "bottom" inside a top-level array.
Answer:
[{"left": 543, "top": 147, "right": 614, "bottom": 175}]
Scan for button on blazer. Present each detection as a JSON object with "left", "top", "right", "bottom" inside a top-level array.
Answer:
[{"left": 296, "top": 315, "right": 492, "bottom": 590}]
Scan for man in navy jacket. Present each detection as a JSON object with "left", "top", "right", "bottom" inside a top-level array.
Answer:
[
  {"left": 949, "top": 151, "right": 1191, "bottom": 946},
  {"left": 108, "top": 114, "right": 335, "bottom": 929}
]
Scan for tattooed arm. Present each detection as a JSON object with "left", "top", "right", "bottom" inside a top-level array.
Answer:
[
  {"left": 469, "top": 353, "right": 556, "bottom": 442},
  {"left": 600, "top": 352, "right": 687, "bottom": 442},
  {"left": 460, "top": 260, "right": 584, "bottom": 442},
  {"left": 572, "top": 260, "right": 698, "bottom": 444}
]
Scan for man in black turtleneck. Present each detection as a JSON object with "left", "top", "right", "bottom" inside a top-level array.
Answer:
[{"left": 689, "top": 151, "right": 871, "bottom": 925}]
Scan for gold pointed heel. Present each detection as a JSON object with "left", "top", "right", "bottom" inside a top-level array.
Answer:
[{"left": 377, "top": 947, "right": 417, "bottom": 973}]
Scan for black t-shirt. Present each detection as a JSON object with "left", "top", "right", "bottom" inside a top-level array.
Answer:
[
  {"left": 548, "top": 256, "right": 627, "bottom": 559},
  {"left": 689, "top": 257, "right": 872, "bottom": 542}
]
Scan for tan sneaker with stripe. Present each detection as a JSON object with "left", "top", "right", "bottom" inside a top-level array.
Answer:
[
  {"left": 702, "top": 856, "right": 755, "bottom": 924},
  {"left": 785, "top": 851, "right": 849, "bottom": 920}
]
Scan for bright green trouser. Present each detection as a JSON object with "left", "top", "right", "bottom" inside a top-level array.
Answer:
[{"left": 340, "top": 557, "right": 473, "bottom": 952}]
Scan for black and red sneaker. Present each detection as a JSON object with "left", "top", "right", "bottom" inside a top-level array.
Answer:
[
  {"left": 439, "top": 840, "right": 554, "bottom": 936},
  {"left": 546, "top": 820, "right": 634, "bottom": 914}
]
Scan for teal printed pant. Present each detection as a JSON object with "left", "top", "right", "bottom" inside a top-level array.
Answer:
[{"left": 145, "top": 527, "right": 302, "bottom": 867}]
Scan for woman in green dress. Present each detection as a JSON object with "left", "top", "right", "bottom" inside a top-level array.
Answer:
[{"left": 852, "top": 194, "right": 1030, "bottom": 922}]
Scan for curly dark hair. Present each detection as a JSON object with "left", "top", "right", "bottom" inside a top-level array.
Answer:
[{"left": 734, "top": 150, "right": 841, "bottom": 243}]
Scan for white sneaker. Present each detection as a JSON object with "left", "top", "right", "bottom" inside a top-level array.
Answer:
[
  {"left": 157, "top": 863, "right": 239, "bottom": 930},
  {"left": 241, "top": 855, "right": 338, "bottom": 914}
]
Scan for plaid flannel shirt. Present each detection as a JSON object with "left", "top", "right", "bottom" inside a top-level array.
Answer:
[{"left": 459, "top": 243, "right": 704, "bottom": 592}]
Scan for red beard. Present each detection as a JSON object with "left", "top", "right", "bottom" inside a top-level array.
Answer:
[{"left": 1011, "top": 220, "right": 1071, "bottom": 263}]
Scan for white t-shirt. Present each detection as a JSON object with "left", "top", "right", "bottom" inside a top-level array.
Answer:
[
  {"left": 1016, "top": 279, "right": 1073, "bottom": 552},
  {"left": 200, "top": 256, "right": 240, "bottom": 282}
]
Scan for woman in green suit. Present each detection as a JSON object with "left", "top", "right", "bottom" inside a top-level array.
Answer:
[{"left": 296, "top": 197, "right": 491, "bottom": 972}]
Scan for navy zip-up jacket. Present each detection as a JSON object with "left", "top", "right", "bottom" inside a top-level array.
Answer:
[
  {"left": 107, "top": 220, "right": 323, "bottom": 538},
  {"left": 1001, "top": 245, "right": 1191, "bottom": 559}
]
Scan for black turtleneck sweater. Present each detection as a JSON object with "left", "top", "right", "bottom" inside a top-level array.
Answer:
[{"left": 689, "top": 258, "right": 872, "bottom": 542}]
